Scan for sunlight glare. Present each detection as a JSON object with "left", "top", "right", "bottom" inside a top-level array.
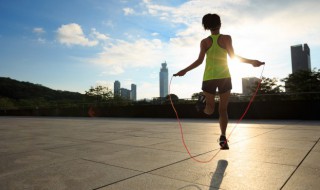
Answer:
[{"left": 228, "top": 57, "right": 258, "bottom": 93}]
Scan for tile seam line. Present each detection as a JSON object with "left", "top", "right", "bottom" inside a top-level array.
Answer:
[{"left": 280, "top": 136, "right": 320, "bottom": 190}]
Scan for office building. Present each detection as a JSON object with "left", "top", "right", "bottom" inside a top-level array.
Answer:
[
  {"left": 120, "top": 88, "right": 131, "bottom": 100},
  {"left": 291, "top": 44, "right": 311, "bottom": 73},
  {"left": 159, "top": 62, "right": 168, "bottom": 97},
  {"left": 131, "top": 84, "right": 137, "bottom": 101},
  {"left": 242, "top": 77, "right": 260, "bottom": 95},
  {"left": 114, "top": 80, "right": 137, "bottom": 101},
  {"left": 114, "top": 80, "right": 120, "bottom": 96}
]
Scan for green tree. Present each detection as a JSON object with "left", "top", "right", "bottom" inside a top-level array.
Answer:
[
  {"left": 0, "top": 97, "right": 16, "bottom": 109},
  {"left": 256, "top": 77, "right": 283, "bottom": 94},
  {"left": 282, "top": 69, "right": 320, "bottom": 92},
  {"left": 246, "top": 77, "right": 283, "bottom": 101},
  {"left": 281, "top": 69, "right": 320, "bottom": 100},
  {"left": 85, "top": 85, "right": 113, "bottom": 102}
]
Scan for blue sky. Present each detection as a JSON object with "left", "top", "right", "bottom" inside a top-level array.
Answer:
[{"left": 1, "top": 0, "right": 320, "bottom": 99}]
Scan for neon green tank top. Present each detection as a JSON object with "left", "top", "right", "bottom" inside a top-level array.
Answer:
[{"left": 203, "top": 34, "right": 230, "bottom": 81}]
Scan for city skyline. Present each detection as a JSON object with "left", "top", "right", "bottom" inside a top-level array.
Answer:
[
  {"left": 1, "top": 0, "right": 320, "bottom": 100},
  {"left": 113, "top": 80, "right": 137, "bottom": 101}
]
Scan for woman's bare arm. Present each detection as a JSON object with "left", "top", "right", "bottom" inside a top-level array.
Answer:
[{"left": 174, "top": 39, "right": 208, "bottom": 76}]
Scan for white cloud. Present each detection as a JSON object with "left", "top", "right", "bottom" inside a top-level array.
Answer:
[
  {"left": 32, "top": 27, "right": 46, "bottom": 44},
  {"left": 90, "top": 28, "right": 109, "bottom": 41},
  {"left": 102, "top": 20, "right": 115, "bottom": 29},
  {"left": 36, "top": 38, "right": 46, "bottom": 44},
  {"left": 123, "top": 7, "right": 135, "bottom": 15},
  {"left": 89, "top": 38, "right": 164, "bottom": 73},
  {"left": 33, "top": 27, "right": 45, "bottom": 34},
  {"left": 101, "top": 66, "right": 125, "bottom": 75},
  {"left": 56, "top": 23, "right": 98, "bottom": 47},
  {"left": 141, "top": 0, "right": 247, "bottom": 25}
]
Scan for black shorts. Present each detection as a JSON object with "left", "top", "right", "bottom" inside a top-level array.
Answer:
[{"left": 202, "top": 78, "right": 232, "bottom": 94}]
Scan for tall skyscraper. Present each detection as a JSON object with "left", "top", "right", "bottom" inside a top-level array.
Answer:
[
  {"left": 131, "top": 84, "right": 137, "bottom": 101},
  {"left": 159, "top": 62, "right": 168, "bottom": 97},
  {"left": 291, "top": 44, "right": 311, "bottom": 73},
  {"left": 114, "top": 80, "right": 120, "bottom": 96},
  {"left": 242, "top": 77, "right": 260, "bottom": 95}
]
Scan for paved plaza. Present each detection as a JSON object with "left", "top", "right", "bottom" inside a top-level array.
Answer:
[{"left": 0, "top": 117, "right": 319, "bottom": 190}]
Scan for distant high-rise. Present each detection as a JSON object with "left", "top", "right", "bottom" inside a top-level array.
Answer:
[
  {"left": 114, "top": 80, "right": 120, "bottom": 96},
  {"left": 120, "top": 88, "right": 131, "bottom": 100},
  {"left": 114, "top": 80, "right": 137, "bottom": 101},
  {"left": 242, "top": 77, "right": 260, "bottom": 95},
  {"left": 159, "top": 62, "right": 168, "bottom": 97},
  {"left": 291, "top": 44, "right": 311, "bottom": 73},
  {"left": 131, "top": 84, "right": 137, "bottom": 101}
]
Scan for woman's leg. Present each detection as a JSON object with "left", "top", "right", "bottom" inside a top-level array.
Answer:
[
  {"left": 203, "top": 91, "right": 215, "bottom": 115},
  {"left": 219, "top": 90, "right": 231, "bottom": 136}
]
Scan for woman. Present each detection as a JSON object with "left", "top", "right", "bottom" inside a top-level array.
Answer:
[{"left": 174, "top": 13, "right": 264, "bottom": 149}]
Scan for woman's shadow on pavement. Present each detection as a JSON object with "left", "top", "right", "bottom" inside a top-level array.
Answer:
[
  {"left": 177, "top": 159, "right": 228, "bottom": 190},
  {"left": 209, "top": 159, "right": 228, "bottom": 189}
]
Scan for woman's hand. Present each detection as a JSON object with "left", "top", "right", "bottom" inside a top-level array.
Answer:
[
  {"left": 173, "top": 70, "right": 187, "bottom": 77},
  {"left": 252, "top": 60, "right": 265, "bottom": 67}
]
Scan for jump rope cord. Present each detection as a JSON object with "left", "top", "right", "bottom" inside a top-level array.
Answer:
[{"left": 169, "top": 64, "right": 265, "bottom": 163}]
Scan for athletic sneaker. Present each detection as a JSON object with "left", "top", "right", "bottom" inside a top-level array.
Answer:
[
  {"left": 195, "top": 94, "right": 206, "bottom": 112},
  {"left": 219, "top": 135, "right": 229, "bottom": 150}
]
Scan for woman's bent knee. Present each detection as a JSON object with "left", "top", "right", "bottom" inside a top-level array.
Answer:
[{"left": 204, "top": 105, "right": 214, "bottom": 115}]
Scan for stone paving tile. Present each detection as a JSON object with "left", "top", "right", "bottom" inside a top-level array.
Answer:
[
  {"left": 146, "top": 132, "right": 183, "bottom": 140},
  {"left": 146, "top": 139, "right": 221, "bottom": 154},
  {"left": 314, "top": 142, "right": 320, "bottom": 152},
  {"left": 119, "top": 130, "right": 155, "bottom": 137},
  {"left": 47, "top": 142, "right": 133, "bottom": 158},
  {"left": 97, "top": 173, "right": 216, "bottom": 190},
  {"left": 0, "top": 117, "right": 319, "bottom": 190},
  {"left": 107, "top": 136, "right": 173, "bottom": 147},
  {"left": 0, "top": 135, "right": 84, "bottom": 155},
  {"left": 0, "top": 159, "right": 142, "bottom": 190},
  {"left": 82, "top": 146, "right": 189, "bottom": 172},
  {"left": 231, "top": 137, "right": 316, "bottom": 151},
  {"left": 147, "top": 132, "right": 221, "bottom": 143},
  {"left": 282, "top": 166, "right": 320, "bottom": 190},
  {"left": 0, "top": 150, "right": 73, "bottom": 177},
  {"left": 213, "top": 147, "right": 310, "bottom": 166},
  {"left": 300, "top": 151, "right": 320, "bottom": 169},
  {"left": 258, "top": 129, "right": 320, "bottom": 141}
]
